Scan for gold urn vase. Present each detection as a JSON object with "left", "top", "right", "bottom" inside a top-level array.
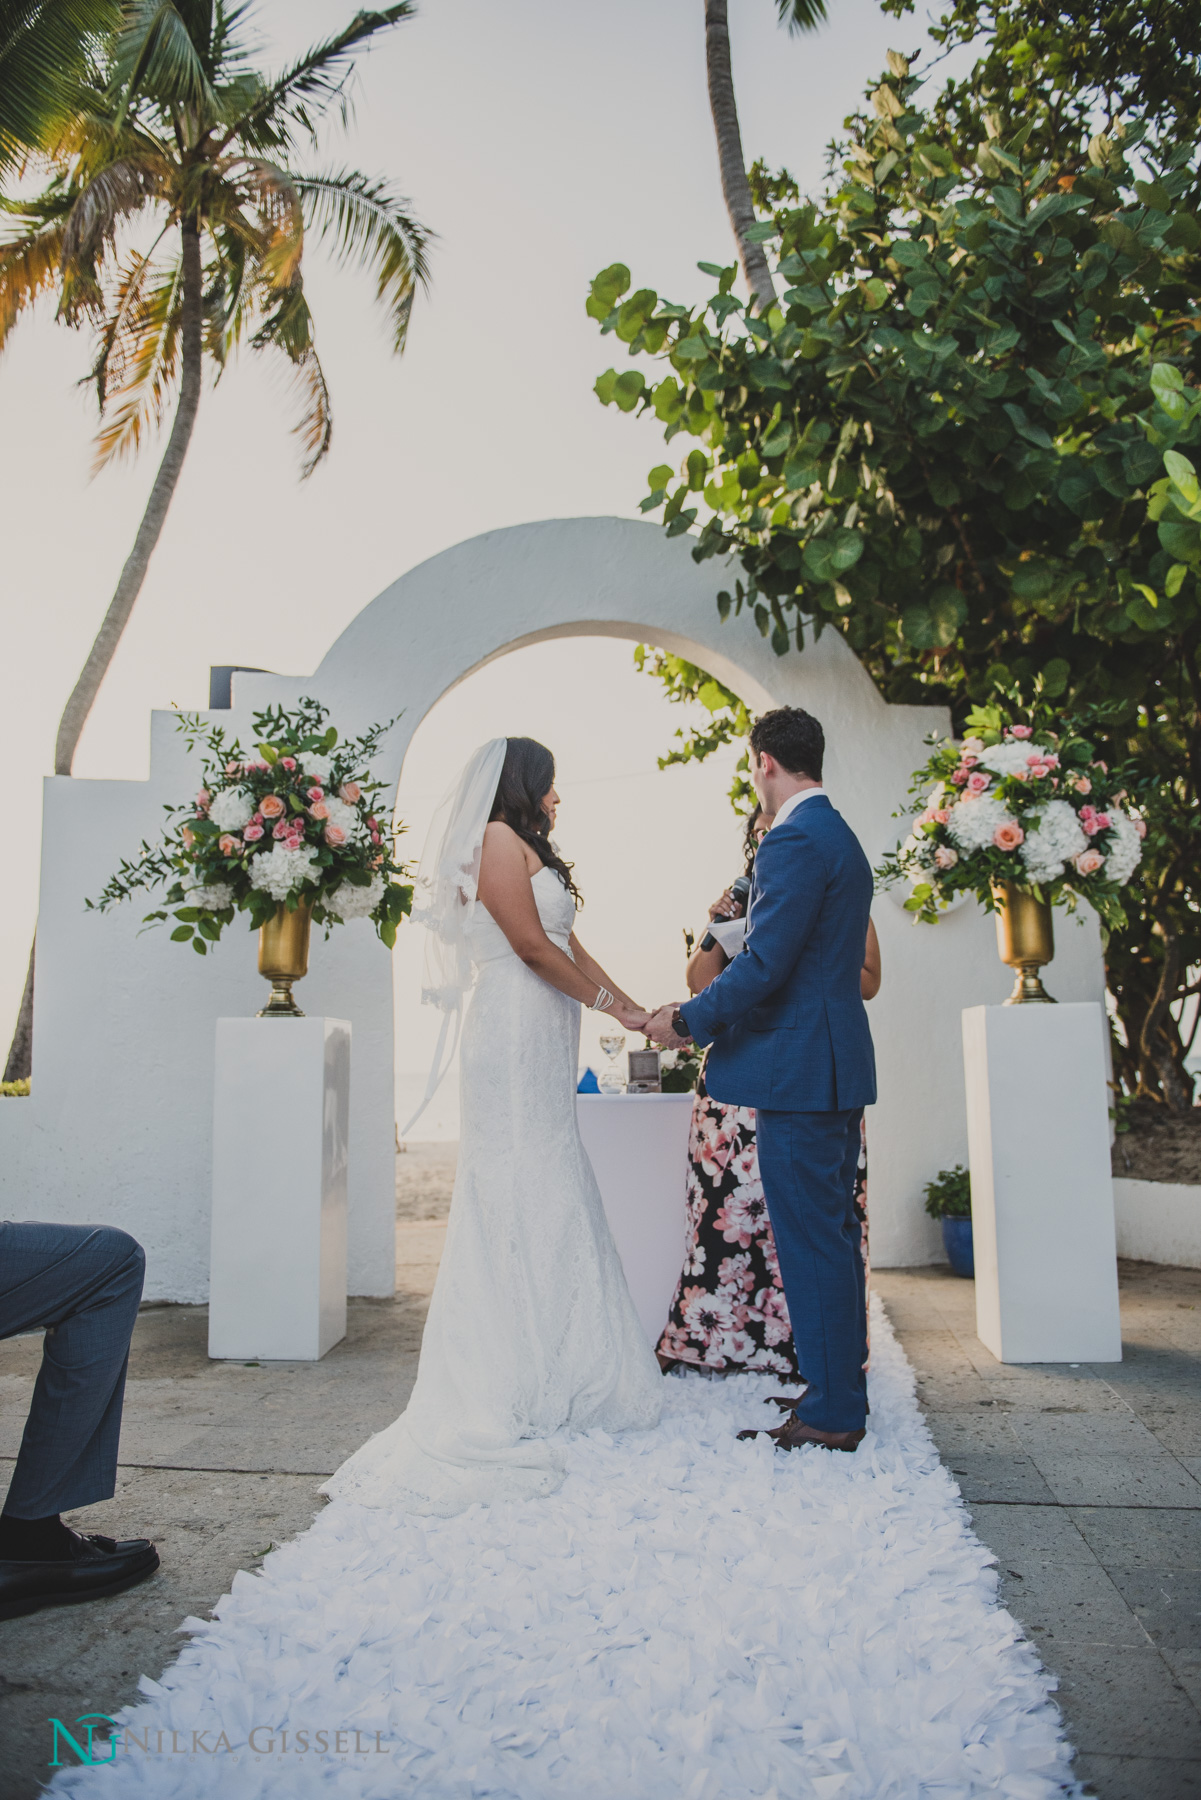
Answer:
[
  {"left": 257, "top": 900, "right": 313, "bottom": 1017},
  {"left": 991, "top": 881, "right": 1055, "bottom": 1005}
]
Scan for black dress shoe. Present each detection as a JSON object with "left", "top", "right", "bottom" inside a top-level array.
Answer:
[
  {"left": 0, "top": 1531, "right": 159, "bottom": 1621},
  {"left": 738, "top": 1416, "right": 866, "bottom": 1453}
]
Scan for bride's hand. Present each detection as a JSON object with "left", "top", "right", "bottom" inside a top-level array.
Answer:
[{"left": 614, "top": 1002, "right": 650, "bottom": 1032}]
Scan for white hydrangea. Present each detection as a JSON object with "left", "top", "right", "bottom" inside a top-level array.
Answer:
[
  {"left": 184, "top": 881, "right": 233, "bottom": 911},
  {"left": 324, "top": 873, "right": 385, "bottom": 921},
  {"left": 300, "top": 753, "right": 333, "bottom": 783},
  {"left": 248, "top": 843, "right": 320, "bottom": 903},
  {"left": 946, "top": 795, "right": 1014, "bottom": 852},
  {"left": 1104, "top": 808, "right": 1143, "bottom": 885},
  {"left": 208, "top": 787, "right": 254, "bottom": 831},
  {"left": 1019, "top": 799, "right": 1087, "bottom": 884},
  {"left": 975, "top": 739, "right": 1055, "bottom": 777},
  {"left": 322, "top": 794, "right": 365, "bottom": 840}
]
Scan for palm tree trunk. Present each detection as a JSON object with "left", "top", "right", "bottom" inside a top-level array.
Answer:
[
  {"left": 54, "top": 216, "right": 204, "bottom": 774},
  {"left": 3, "top": 218, "right": 203, "bottom": 1082},
  {"left": 704, "top": 0, "right": 776, "bottom": 311}
]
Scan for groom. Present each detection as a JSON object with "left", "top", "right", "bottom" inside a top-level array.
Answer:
[{"left": 647, "top": 706, "right": 876, "bottom": 1452}]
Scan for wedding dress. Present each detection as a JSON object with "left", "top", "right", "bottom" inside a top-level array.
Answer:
[{"left": 325, "top": 863, "right": 663, "bottom": 1516}]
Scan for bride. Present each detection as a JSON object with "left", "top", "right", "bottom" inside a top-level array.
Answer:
[{"left": 325, "top": 737, "right": 664, "bottom": 1515}]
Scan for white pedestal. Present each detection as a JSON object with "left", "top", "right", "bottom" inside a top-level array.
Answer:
[
  {"left": 209, "top": 1017, "right": 350, "bottom": 1361},
  {"left": 962, "top": 1002, "right": 1121, "bottom": 1363},
  {"left": 577, "top": 1093, "right": 693, "bottom": 1346}
]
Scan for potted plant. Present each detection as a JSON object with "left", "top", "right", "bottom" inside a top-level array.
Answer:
[
  {"left": 876, "top": 703, "right": 1145, "bottom": 1002},
  {"left": 925, "top": 1165, "right": 974, "bottom": 1278},
  {"left": 89, "top": 698, "right": 413, "bottom": 1015}
]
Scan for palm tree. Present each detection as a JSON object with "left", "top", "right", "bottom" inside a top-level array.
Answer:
[
  {"left": 704, "top": 0, "right": 829, "bottom": 310},
  {"left": 1, "top": 1, "right": 431, "bottom": 1080},
  {"left": 0, "top": 1, "right": 117, "bottom": 176}
]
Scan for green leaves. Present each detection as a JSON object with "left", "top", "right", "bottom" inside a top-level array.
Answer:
[
  {"left": 901, "top": 588, "right": 968, "bottom": 648},
  {"left": 801, "top": 528, "right": 864, "bottom": 582},
  {"left": 594, "top": 367, "right": 645, "bottom": 412},
  {"left": 586, "top": 264, "right": 630, "bottom": 321}
]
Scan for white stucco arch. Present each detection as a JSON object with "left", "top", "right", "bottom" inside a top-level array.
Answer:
[{"left": 1, "top": 518, "right": 1106, "bottom": 1299}]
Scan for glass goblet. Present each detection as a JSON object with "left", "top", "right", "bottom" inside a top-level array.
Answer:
[{"left": 597, "top": 1031, "right": 627, "bottom": 1095}]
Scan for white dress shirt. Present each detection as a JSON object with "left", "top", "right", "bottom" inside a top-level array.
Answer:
[{"left": 770, "top": 786, "right": 825, "bottom": 830}]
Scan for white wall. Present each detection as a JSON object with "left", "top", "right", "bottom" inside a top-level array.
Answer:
[
  {"left": 0, "top": 517, "right": 1107, "bottom": 1295},
  {"left": 1114, "top": 1179, "right": 1201, "bottom": 1268}
]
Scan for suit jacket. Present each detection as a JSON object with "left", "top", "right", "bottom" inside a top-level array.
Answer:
[{"left": 679, "top": 793, "right": 877, "bottom": 1113}]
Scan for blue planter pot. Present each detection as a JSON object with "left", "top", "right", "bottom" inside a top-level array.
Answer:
[{"left": 941, "top": 1216, "right": 975, "bottom": 1278}]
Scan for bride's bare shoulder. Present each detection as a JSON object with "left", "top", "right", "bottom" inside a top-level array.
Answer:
[{"left": 481, "top": 820, "right": 540, "bottom": 877}]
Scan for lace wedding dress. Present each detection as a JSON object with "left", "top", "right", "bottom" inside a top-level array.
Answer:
[{"left": 325, "top": 866, "right": 663, "bottom": 1515}]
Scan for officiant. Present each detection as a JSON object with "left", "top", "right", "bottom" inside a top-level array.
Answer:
[{"left": 656, "top": 807, "right": 880, "bottom": 1378}]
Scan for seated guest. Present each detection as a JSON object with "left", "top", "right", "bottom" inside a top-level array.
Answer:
[
  {"left": 0, "top": 1220, "right": 159, "bottom": 1619},
  {"left": 656, "top": 808, "right": 880, "bottom": 1379}
]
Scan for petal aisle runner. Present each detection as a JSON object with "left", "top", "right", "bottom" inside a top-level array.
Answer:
[{"left": 52, "top": 1299, "right": 1080, "bottom": 1799}]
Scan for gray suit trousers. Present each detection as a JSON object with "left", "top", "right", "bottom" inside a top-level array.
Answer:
[{"left": 0, "top": 1221, "right": 145, "bottom": 1518}]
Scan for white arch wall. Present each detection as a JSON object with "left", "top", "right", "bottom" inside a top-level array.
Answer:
[{"left": 0, "top": 518, "right": 1106, "bottom": 1299}]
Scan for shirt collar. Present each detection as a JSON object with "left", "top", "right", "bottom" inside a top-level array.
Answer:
[{"left": 771, "top": 787, "right": 824, "bottom": 830}]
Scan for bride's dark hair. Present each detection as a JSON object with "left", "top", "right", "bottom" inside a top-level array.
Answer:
[{"left": 490, "top": 737, "right": 582, "bottom": 907}]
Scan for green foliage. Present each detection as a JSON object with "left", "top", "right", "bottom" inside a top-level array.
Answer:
[
  {"left": 923, "top": 1164, "right": 971, "bottom": 1219},
  {"left": 632, "top": 645, "right": 755, "bottom": 810},
  {"left": 593, "top": 30, "right": 1201, "bottom": 1110},
  {"left": 659, "top": 1044, "right": 703, "bottom": 1093}
]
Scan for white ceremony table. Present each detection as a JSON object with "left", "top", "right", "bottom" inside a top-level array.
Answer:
[{"left": 576, "top": 1092, "right": 694, "bottom": 1348}]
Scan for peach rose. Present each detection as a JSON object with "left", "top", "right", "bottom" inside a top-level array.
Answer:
[
  {"left": 181, "top": 825, "right": 195, "bottom": 848},
  {"left": 1135, "top": 818, "right": 1147, "bottom": 838},
  {"left": 993, "top": 821, "right": 1025, "bottom": 851},
  {"left": 260, "top": 794, "right": 285, "bottom": 819},
  {"left": 339, "top": 782, "right": 361, "bottom": 804},
  {"left": 218, "top": 834, "right": 240, "bottom": 856},
  {"left": 934, "top": 808, "right": 950, "bottom": 824},
  {"left": 324, "top": 823, "right": 347, "bottom": 848},
  {"left": 934, "top": 845, "right": 959, "bottom": 869},
  {"left": 1072, "top": 775, "right": 1091, "bottom": 795},
  {"left": 226, "top": 761, "right": 240, "bottom": 776},
  {"left": 1075, "top": 848, "right": 1104, "bottom": 876},
  {"left": 309, "top": 801, "right": 329, "bottom": 820}
]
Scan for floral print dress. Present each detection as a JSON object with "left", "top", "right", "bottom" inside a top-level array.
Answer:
[{"left": 656, "top": 1067, "right": 870, "bottom": 1379}]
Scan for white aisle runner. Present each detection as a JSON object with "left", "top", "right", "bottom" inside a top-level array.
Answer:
[{"left": 53, "top": 1301, "right": 1080, "bottom": 1799}]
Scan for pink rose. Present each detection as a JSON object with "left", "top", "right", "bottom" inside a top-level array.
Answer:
[
  {"left": 1073, "top": 775, "right": 1091, "bottom": 795},
  {"left": 226, "top": 761, "right": 240, "bottom": 776},
  {"left": 272, "top": 819, "right": 290, "bottom": 839},
  {"left": 324, "top": 823, "right": 347, "bottom": 848},
  {"left": 1093, "top": 760, "right": 1108, "bottom": 773},
  {"left": 966, "top": 771, "right": 991, "bottom": 794},
  {"left": 339, "top": 782, "right": 361, "bottom": 804},
  {"left": 1028, "top": 762, "right": 1051, "bottom": 780},
  {"left": 934, "top": 845, "right": 959, "bottom": 869},
  {"left": 307, "top": 786, "right": 324, "bottom": 801},
  {"left": 218, "top": 834, "right": 240, "bottom": 856},
  {"left": 196, "top": 788, "right": 211, "bottom": 811},
  {"left": 370, "top": 830, "right": 382, "bottom": 844},
  {"left": 1094, "top": 812, "right": 1111, "bottom": 830},
  {"left": 260, "top": 794, "right": 285, "bottom": 819},
  {"left": 309, "top": 801, "right": 329, "bottom": 821},
  {"left": 960, "top": 754, "right": 979, "bottom": 769},
  {"left": 950, "top": 768, "right": 969, "bottom": 786},
  {"left": 243, "top": 824, "right": 264, "bottom": 842},
  {"left": 1043, "top": 753, "right": 1060, "bottom": 768},
  {"left": 1026, "top": 753, "right": 1043, "bottom": 768},
  {"left": 1135, "top": 818, "right": 1147, "bottom": 838},
  {"left": 280, "top": 757, "right": 297, "bottom": 771},
  {"left": 366, "top": 816, "right": 379, "bottom": 830},
  {"left": 252, "top": 811, "right": 264, "bottom": 824},
  {"left": 1011, "top": 725, "right": 1033, "bottom": 739},
  {"left": 1074, "top": 849, "right": 1104, "bottom": 876},
  {"left": 283, "top": 835, "right": 302, "bottom": 852},
  {"left": 993, "top": 821, "right": 1025, "bottom": 851},
  {"left": 934, "top": 808, "right": 950, "bottom": 825}
]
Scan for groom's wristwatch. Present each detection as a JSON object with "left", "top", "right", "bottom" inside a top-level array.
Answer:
[{"left": 671, "top": 1009, "right": 692, "bottom": 1044}]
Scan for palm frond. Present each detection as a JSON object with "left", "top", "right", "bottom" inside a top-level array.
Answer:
[
  {"left": 251, "top": 279, "right": 331, "bottom": 476},
  {"left": 0, "top": 215, "right": 66, "bottom": 346},
  {"left": 0, "top": 0, "right": 119, "bottom": 173},
  {"left": 295, "top": 166, "right": 429, "bottom": 353},
  {"left": 92, "top": 252, "right": 182, "bottom": 466},
  {"left": 110, "top": 1, "right": 218, "bottom": 121},
  {"left": 229, "top": 157, "right": 303, "bottom": 288},
  {"left": 225, "top": 5, "right": 415, "bottom": 152},
  {"left": 61, "top": 152, "right": 172, "bottom": 267},
  {"left": 775, "top": 0, "right": 829, "bottom": 34},
  {"left": 85, "top": 226, "right": 169, "bottom": 401}
]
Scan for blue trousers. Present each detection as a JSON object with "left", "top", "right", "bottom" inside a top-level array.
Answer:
[
  {"left": 0, "top": 1222, "right": 145, "bottom": 1518},
  {"left": 755, "top": 1108, "right": 867, "bottom": 1433}
]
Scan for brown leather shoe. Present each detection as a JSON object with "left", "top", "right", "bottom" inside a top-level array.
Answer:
[{"left": 738, "top": 1416, "right": 866, "bottom": 1453}]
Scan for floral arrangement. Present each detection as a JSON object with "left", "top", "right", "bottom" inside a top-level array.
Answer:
[
  {"left": 659, "top": 1043, "right": 703, "bottom": 1093},
  {"left": 876, "top": 703, "right": 1144, "bottom": 930},
  {"left": 89, "top": 699, "right": 413, "bottom": 950}
]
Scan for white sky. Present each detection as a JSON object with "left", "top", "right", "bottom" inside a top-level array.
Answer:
[{"left": 1, "top": 0, "right": 962, "bottom": 1071}]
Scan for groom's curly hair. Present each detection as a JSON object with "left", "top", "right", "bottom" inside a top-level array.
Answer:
[
  {"left": 749, "top": 707, "right": 825, "bottom": 782},
  {"left": 490, "top": 738, "right": 583, "bottom": 908}
]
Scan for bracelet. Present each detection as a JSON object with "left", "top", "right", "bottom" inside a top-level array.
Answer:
[{"left": 589, "top": 985, "right": 614, "bottom": 1011}]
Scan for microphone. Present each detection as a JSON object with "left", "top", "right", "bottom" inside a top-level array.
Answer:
[{"left": 700, "top": 873, "right": 751, "bottom": 952}]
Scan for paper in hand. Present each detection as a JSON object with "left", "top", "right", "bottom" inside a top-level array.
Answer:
[{"left": 708, "top": 916, "right": 747, "bottom": 956}]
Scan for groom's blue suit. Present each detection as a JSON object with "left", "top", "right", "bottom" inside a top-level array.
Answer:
[{"left": 679, "top": 792, "right": 876, "bottom": 1434}]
